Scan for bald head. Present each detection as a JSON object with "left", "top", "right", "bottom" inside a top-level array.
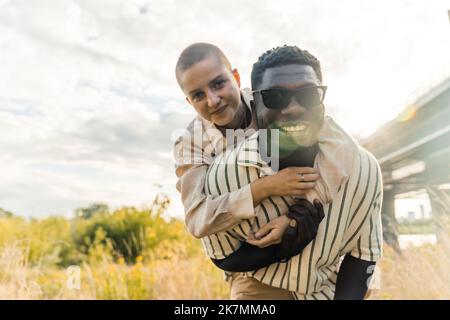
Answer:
[{"left": 175, "top": 42, "right": 232, "bottom": 86}]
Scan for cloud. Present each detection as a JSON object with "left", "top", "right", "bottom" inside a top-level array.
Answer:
[{"left": 0, "top": 0, "right": 449, "bottom": 217}]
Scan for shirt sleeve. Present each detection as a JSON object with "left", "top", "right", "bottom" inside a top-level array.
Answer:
[
  {"left": 174, "top": 137, "right": 256, "bottom": 239},
  {"left": 350, "top": 164, "right": 384, "bottom": 262}
]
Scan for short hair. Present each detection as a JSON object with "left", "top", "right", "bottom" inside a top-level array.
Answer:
[
  {"left": 175, "top": 43, "right": 232, "bottom": 85},
  {"left": 251, "top": 45, "right": 322, "bottom": 89}
]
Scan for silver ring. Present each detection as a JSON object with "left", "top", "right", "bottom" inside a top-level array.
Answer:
[{"left": 300, "top": 173, "right": 305, "bottom": 182}]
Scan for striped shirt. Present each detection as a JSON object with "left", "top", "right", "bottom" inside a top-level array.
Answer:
[
  {"left": 174, "top": 88, "right": 256, "bottom": 170},
  {"left": 173, "top": 88, "right": 259, "bottom": 238},
  {"left": 202, "top": 127, "right": 383, "bottom": 300}
]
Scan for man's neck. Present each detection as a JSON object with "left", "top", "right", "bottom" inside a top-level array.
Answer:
[{"left": 278, "top": 144, "right": 319, "bottom": 170}]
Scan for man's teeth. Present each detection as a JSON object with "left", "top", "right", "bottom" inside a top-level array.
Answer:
[{"left": 281, "top": 124, "right": 307, "bottom": 132}]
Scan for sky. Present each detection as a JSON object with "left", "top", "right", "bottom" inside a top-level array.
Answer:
[{"left": 0, "top": 0, "right": 449, "bottom": 219}]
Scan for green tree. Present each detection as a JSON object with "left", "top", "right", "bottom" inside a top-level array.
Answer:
[
  {"left": 75, "top": 203, "right": 109, "bottom": 219},
  {"left": 0, "top": 207, "right": 14, "bottom": 218}
]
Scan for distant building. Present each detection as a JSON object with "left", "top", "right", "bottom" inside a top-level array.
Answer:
[{"left": 394, "top": 191, "right": 432, "bottom": 222}]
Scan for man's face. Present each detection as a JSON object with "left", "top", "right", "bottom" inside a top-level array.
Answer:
[
  {"left": 254, "top": 64, "right": 325, "bottom": 156},
  {"left": 178, "top": 56, "right": 241, "bottom": 126}
]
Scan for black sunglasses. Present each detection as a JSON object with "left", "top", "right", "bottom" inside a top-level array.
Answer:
[{"left": 253, "top": 86, "right": 327, "bottom": 110}]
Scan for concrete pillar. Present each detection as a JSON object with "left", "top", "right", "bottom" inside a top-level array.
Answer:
[
  {"left": 382, "top": 184, "right": 400, "bottom": 253},
  {"left": 426, "top": 185, "right": 449, "bottom": 242}
]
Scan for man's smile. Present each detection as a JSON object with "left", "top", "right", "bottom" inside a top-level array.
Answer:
[{"left": 278, "top": 122, "right": 311, "bottom": 132}]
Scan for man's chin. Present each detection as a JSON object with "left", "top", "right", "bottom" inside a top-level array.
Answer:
[{"left": 280, "top": 130, "right": 318, "bottom": 148}]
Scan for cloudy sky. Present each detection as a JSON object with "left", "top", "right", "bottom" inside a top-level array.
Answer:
[{"left": 0, "top": 0, "right": 449, "bottom": 219}]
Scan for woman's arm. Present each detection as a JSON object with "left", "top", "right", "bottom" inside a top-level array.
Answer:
[
  {"left": 176, "top": 163, "right": 256, "bottom": 238},
  {"left": 177, "top": 163, "right": 319, "bottom": 238},
  {"left": 211, "top": 200, "right": 325, "bottom": 272}
]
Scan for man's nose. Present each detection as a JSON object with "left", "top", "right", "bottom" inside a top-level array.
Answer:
[
  {"left": 280, "top": 97, "right": 307, "bottom": 116},
  {"left": 206, "top": 90, "right": 221, "bottom": 108}
]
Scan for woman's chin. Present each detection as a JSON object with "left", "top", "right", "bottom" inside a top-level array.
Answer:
[{"left": 213, "top": 112, "right": 234, "bottom": 127}]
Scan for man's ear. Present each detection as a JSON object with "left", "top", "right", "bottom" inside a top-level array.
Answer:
[{"left": 232, "top": 68, "right": 241, "bottom": 88}]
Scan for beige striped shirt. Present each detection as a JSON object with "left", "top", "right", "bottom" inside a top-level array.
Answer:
[
  {"left": 173, "top": 88, "right": 258, "bottom": 238},
  {"left": 202, "top": 122, "right": 383, "bottom": 300}
]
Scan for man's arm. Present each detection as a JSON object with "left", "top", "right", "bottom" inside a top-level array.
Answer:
[
  {"left": 336, "top": 155, "right": 383, "bottom": 300},
  {"left": 211, "top": 242, "right": 280, "bottom": 272},
  {"left": 334, "top": 254, "right": 375, "bottom": 300}
]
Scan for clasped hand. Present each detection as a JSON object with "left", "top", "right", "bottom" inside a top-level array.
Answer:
[{"left": 247, "top": 199, "right": 325, "bottom": 261}]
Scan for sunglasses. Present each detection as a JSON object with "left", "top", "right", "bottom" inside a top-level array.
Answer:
[{"left": 253, "top": 86, "right": 327, "bottom": 110}]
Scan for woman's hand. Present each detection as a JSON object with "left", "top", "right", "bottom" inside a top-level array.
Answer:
[
  {"left": 250, "top": 167, "right": 318, "bottom": 206},
  {"left": 268, "top": 167, "right": 318, "bottom": 196},
  {"left": 246, "top": 216, "right": 291, "bottom": 248}
]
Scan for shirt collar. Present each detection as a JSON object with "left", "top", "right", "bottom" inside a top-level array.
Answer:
[
  {"left": 235, "top": 116, "right": 360, "bottom": 203},
  {"left": 202, "top": 88, "right": 255, "bottom": 154}
]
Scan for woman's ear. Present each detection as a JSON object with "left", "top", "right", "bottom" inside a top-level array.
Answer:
[{"left": 232, "top": 68, "right": 241, "bottom": 88}]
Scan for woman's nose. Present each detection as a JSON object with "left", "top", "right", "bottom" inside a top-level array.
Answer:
[{"left": 206, "top": 91, "right": 221, "bottom": 108}]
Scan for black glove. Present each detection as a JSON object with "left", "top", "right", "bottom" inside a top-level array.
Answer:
[{"left": 275, "top": 199, "right": 325, "bottom": 261}]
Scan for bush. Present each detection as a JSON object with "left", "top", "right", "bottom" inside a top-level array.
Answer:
[
  {"left": 70, "top": 194, "right": 200, "bottom": 264},
  {"left": 397, "top": 219, "right": 435, "bottom": 234},
  {"left": 0, "top": 193, "right": 201, "bottom": 267}
]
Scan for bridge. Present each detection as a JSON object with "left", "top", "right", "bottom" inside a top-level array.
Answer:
[{"left": 362, "top": 77, "right": 450, "bottom": 247}]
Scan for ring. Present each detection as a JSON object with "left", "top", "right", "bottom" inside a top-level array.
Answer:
[{"left": 300, "top": 173, "right": 305, "bottom": 182}]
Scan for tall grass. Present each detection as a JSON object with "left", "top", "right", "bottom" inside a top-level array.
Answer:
[
  {"left": 0, "top": 197, "right": 229, "bottom": 300},
  {"left": 0, "top": 195, "right": 448, "bottom": 300},
  {"left": 370, "top": 217, "right": 450, "bottom": 300},
  {"left": 1, "top": 236, "right": 448, "bottom": 299},
  {"left": 0, "top": 243, "right": 229, "bottom": 299}
]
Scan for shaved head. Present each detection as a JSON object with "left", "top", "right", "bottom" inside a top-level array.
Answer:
[{"left": 175, "top": 42, "right": 232, "bottom": 86}]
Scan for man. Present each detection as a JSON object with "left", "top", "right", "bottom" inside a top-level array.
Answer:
[
  {"left": 173, "top": 43, "right": 323, "bottom": 299},
  {"left": 173, "top": 43, "right": 320, "bottom": 246},
  {"left": 204, "top": 45, "right": 383, "bottom": 300}
]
